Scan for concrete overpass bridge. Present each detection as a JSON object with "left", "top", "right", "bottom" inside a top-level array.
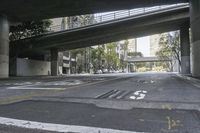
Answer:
[
  {"left": 12, "top": 4, "right": 189, "bottom": 52},
  {"left": 126, "top": 57, "right": 174, "bottom": 72},
  {"left": 10, "top": 4, "right": 189, "bottom": 76},
  {"left": 0, "top": 0, "right": 188, "bottom": 22},
  {"left": 0, "top": 0, "right": 200, "bottom": 78},
  {"left": 126, "top": 57, "right": 172, "bottom": 63}
]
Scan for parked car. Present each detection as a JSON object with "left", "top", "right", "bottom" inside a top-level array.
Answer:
[
  {"left": 103, "top": 69, "right": 108, "bottom": 73},
  {"left": 96, "top": 70, "right": 103, "bottom": 74}
]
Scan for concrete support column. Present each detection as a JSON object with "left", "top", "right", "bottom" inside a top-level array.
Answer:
[
  {"left": 51, "top": 49, "right": 58, "bottom": 76},
  {"left": 0, "top": 15, "right": 9, "bottom": 78},
  {"left": 68, "top": 51, "right": 71, "bottom": 74},
  {"left": 180, "top": 26, "right": 190, "bottom": 74},
  {"left": 190, "top": 1, "right": 200, "bottom": 77}
]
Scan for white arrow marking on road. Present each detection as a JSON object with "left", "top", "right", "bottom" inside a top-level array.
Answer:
[{"left": 0, "top": 117, "right": 148, "bottom": 133}]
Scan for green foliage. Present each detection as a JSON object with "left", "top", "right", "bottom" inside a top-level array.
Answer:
[
  {"left": 105, "top": 42, "right": 120, "bottom": 70},
  {"left": 127, "top": 51, "right": 144, "bottom": 72},
  {"left": 137, "top": 67, "right": 147, "bottom": 72},
  {"left": 136, "top": 62, "right": 146, "bottom": 69},
  {"left": 156, "top": 31, "right": 181, "bottom": 71},
  {"left": 91, "top": 45, "right": 105, "bottom": 71},
  {"left": 78, "top": 15, "right": 95, "bottom": 26},
  {"left": 90, "top": 43, "right": 121, "bottom": 72},
  {"left": 120, "top": 40, "right": 129, "bottom": 70},
  {"left": 128, "top": 52, "right": 143, "bottom": 57},
  {"left": 122, "top": 40, "right": 129, "bottom": 51},
  {"left": 67, "top": 15, "right": 97, "bottom": 73},
  {"left": 70, "top": 41, "right": 133, "bottom": 73},
  {"left": 71, "top": 48, "right": 85, "bottom": 57},
  {"left": 66, "top": 14, "right": 95, "bottom": 29},
  {"left": 9, "top": 20, "right": 52, "bottom": 41},
  {"left": 70, "top": 48, "right": 89, "bottom": 73}
]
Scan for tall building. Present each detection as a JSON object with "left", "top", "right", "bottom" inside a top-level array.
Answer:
[
  {"left": 128, "top": 39, "right": 137, "bottom": 53},
  {"left": 49, "top": 15, "right": 96, "bottom": 74},
  {"left": 150, "top": 34, "right": 161, "bottom": 56}
]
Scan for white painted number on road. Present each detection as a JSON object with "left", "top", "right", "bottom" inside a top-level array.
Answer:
[{"left": 130, "top": 90, "right": 147, "bottom": 100}]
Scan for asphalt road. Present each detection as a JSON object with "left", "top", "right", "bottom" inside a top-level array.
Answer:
[{"left": 0, "top": 73, "right": 200, "bottom": 133}]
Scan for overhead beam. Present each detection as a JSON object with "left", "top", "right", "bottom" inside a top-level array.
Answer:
[
  {"left": 0, "top": 0, "right": 188, "bottom": 22},
  {"left": 12, "top": 5, "right": 189, "bottom": 53}
]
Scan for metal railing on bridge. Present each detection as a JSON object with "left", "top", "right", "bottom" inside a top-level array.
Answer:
[{"left": 48, "top": 3, "right": 188, "bottom": 32}]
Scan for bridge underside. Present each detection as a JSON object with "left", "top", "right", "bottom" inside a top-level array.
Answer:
[
  {"left": 12, "top": 6, "right": 189, "bottom": 57},
  {"left": 1, "top": 0, "right": 188, "bottom": 22},
  {"left": 1, "top": 1, "right": 195, "bottom": 78}
]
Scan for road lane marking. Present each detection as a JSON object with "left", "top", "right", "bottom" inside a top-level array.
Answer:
[
  {"left": 7, "top": 86, "right": 65, "bottom": 90},
  {"left": 0, "top": 117, "right": 147, "bottom": 133},
  {"left": 0, "top": 77, "right": 127, "bottom": 105},
  {"left": 6, "top": 80, "right": 83, "bottom": 90},
  {"left": 95, "top": 90, "right": 116, "bottom": 99},
  {"left": 116, "top": 91, "right": 133, "bottom": 99}
]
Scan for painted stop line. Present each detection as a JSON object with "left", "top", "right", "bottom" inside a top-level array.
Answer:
[{"left": 130, "top": 90, "right": 147, "bottom": 100}]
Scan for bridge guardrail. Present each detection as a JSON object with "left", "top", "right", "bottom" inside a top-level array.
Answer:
[{"left": 48, "top": 3, "right": 188, "bottom": 32}]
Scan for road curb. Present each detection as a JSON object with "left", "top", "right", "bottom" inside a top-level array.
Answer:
[
  {"left": 176, "top": 74, "right": 200, "bottom": 88},
  {"left": 32, "top": 97, "right": 200, "bottom": 112}
]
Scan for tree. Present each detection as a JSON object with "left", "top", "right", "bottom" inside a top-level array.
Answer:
[
  {"left": 9, "top": 20, "right": 52, "bottom": 41},
  {"left": 127, "top": 51, "right": 144, "bottom": 72},
  {"left": 78, "top": 15, "right": 95, "bottom": 26},
  {"left": 105, "top": 42, "right": 120, "bottom": 71},
  {"left": 120, "top": 40, "right": 129, "bottom": 71},
  {"left": 67, "top": 15, "right": 96, "bottom": 73},
  {"left": 168, "top": 31, "right": 181, "bottom": 67},
  {"left": 128, "top": 52, "right": 143, "bottom": 57},
  {"left": 70, "top": 48, "right": 85, "bottom": 73},
  {"left": 91, "top": 45, "right": 105, "bottom": 72},
  {"left": 66, "top": 14, "right": 95, "bottom": 29},
  {"left": 156, "top": 31, "right": 181, "bottom": 72}
]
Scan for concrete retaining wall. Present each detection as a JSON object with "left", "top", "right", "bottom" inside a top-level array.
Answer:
[{"left": 16, "top": 58, "right": 51, "bottom": 76}]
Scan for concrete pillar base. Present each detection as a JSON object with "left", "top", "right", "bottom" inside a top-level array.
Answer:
[
  {"left": 181, "top": 56, "right": 190, "bottom": 74},
  {"left": 51, "top": 49, "right": 58, "bottom": 76},
  {"left": 0, "top": 55, "right": 9, "bottom": 78},
  {"left": 0, "top": 15, "right": 9, "bottom": 78}
]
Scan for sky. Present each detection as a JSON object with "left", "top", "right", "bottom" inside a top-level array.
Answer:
[{"left": 137, "top": 36, "right": 150, "bottom": 57}]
